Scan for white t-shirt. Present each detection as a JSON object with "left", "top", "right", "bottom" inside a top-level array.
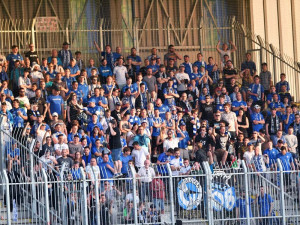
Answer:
[
  {"left": 221, "top": 111, "right": 237, "bottom": 132},
  {"left": 125, "top": 193, "right": 140, "bottom": 205},
  {"left": 243, "top": 151, "right": 255, "bottom": 165},
  {"left": 219, "top": 49, "right": 231, "bottom": 62},
  {"left": 40, "top": 155, "right": 56, "bottom": 170},
  {"left": 30, "top": 71, "right": 44, "bottom": 80},
  {"left": 138, "top": 166, "right": 155, "bottom": 182},
  {"left": 113, "top": 65, "right": 127, "bottom": 86},
  {"left": 86, "top": 165, "right": 100, "bottom": 182},
  {"left": 170, "top": 157, "right": 183, "bottom": 176},
  {"left": 163, "top": 138, "right": 180, "bottom": 150},
  {"left": 176, "top": 72, "right": 190, "bottom": 91},
  {"left": 132, "top": 147, "right": 149, "bottom": 168},
  {"left": 54, "top": 143, "right": 69, "bottom": 158}
]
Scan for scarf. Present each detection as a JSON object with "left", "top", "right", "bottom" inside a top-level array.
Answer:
[
  {"left": 252, "top": 84, "right": 261, "bottom": 100},
  {"left": 63, "top": 50, "right": 70, "bottom": 69},
  {"left": 191, "top": 116, "right": 200, "bottom": 135},
  {"left": 270, "top": 115, "right": 280, "bottom": 134}
]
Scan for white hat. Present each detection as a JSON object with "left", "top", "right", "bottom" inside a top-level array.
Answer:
[
  {"left": 254, "top": 105, "right": 261, "bottom": 109},
  {"left": 52, "top": 112, "right": 58, "bottom": 117}
]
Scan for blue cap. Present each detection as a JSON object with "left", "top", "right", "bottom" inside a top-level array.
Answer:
[
  {"left": 89, "top": 98, "right": 96, "bottom": 103},
  {"left": 180, "top": 121, "right": 186, "bottom": 126}
]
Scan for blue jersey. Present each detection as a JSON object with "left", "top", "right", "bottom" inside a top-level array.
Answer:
[
  {"left": 147, "top": 64, "right": 159, "bottom": 74},
  {"left": 122, "top": 84, "right": 137, "bottom": 94},
  {"left": 67, "top": 133, "right": 82, "bottom": 143},
  {"left": 127, "top": 55, "right": 142, "bottom": 73},
  {"left": 183, "top": 62, "right": 193, "bottom": 75},
  {"left": 129, "top": 116, "right": 141, "bottom": 125},
  {"left": 98, "top": 161, "right": 114, "bottom": 179},
  {"left": 120, "top": 153, "right": 133, "bottom": 174},
  {"left": 7, "top": 147, "right": 20, "bottom": 158},
  {"left": 78, "top": 83, "right": 89, "bottom": 103},
  {"left": 66, "top": 88, "right": 82, "bottom": 102},
  {"left": 157, "top": 152, "right": 175, "bottom": 175},
  {"left": 263, "top": 148, "right": 279, "bottom": 167},
  {"left": 276, "top": 152, "right": 293, "bottom": 172},
  {"left": 86, "top": 66, "right": 99, "bottom": 77},
  {"left": 99, "top": 65, "right": 112, "bottom": 78},
  {"left": 251, "top": 112, "right": 264, "bottom": 132},
  {"left": 177, "top": 130, "right": 190, "bottom": 149},
  {"left": 87, "top": 121, "right": 103, "bottom": 133},
  {"left": 281, "top": 114, "right": 295, "bottom": 133},
  {"left": 193, "top": 60, "right": 207, "bottom": 70},
  {"left": 248, "top": 83, "right": 264, "bottom": 102},
  {"left": 10, "top": 107, "right": 27, "bottom": 127},
  {"left": 154, "top": 104, "right": 169, "bottom": 120},
  {"left": 67, "top": 65, "right": 80, "bottom": 76},
  {"left": 7, "top": 53, "right": 23, "bottom": 71},
  {"left": 163, "top": 88, "right": 177, "bottom": 107},
  {"left": 215, "top": 104, "right": 225, "bottom": 112},
  {"left": 236, "top": 197, "right": 254, "bottom": 218},
  {"left": 232, "top": 100, "right": 247, "bottom": 115},
  {"left": 62, "top": 76, "right": 76, "bottom": 90},
  {"left": 152, "top": 117, "right": 165, "bottom": 136},
  {"left": 257, "top": 194, "right": 274, "bottom": 217},
  {"left": 103, "top": 84, "right": 114, "bottom": 95}
]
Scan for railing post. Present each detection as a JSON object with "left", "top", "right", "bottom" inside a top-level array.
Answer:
[
  {"left": 59, "top": 164, "right": 66, "bottom": 225},
  {"left": 129, "top": 165, "right": 138, "bottom": 225},
  {"left": 3, "top": 170, "right": 11, "bottom": 225},
  {"left": 203, "top": 162, "right": 213, "bottom": 225},
  {"left": 269, "top": 44, "right": 277, "bottom": 84},
  {"left": 166, "top": 163, "right": 175, "bottom": 225},
  {"left": 0, "top": 116, "right": 4, "bottom": 173},
  {"left": 29, "top": 140, "right": 37, "bottom": 218},
  {"left": 41, "top": 168, "right": 50, "bottom": 225},
  {"left": 133, "top": 18, "right": 139, "bottom": 53},
  {"left": 167, "top": 17, "right": 171, "bottom": 46},
  {"left": 231, "top": 16, "right": 237, "bottom": 67},
  {"left": 94, "top": 174, "right": 100, "bottom": 225},
  {"left": 80, "top": 167, "right": 89, "bottom": 225},
  {"left": 199, "top": 17, "right": 203, "bottom": 54},
  {"left": 99, "top": 18, "right": 104, "bottom": 52},
  {"left": 276, "top": 158, "right": 286, "bottom": 225},
  {"left": 31, "top": 18, "right": 36, "bottom": 47},
  {"left": 240, "top": 24, "right": 248, "bottom": 51},
  {"left": 241, "top": 160, "right": 251, "bottom": 225},
  {"left": 257, "top": 35, "right": 264, "bottom": 71}
]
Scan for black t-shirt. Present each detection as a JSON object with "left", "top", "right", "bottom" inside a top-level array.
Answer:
[
  {"left": 223, "top": 68, "right": 237, "bottom": 88},
  {"left": 166, "top": 65, "right": 178, "bottom": 75},
  {"left": 266, "top": 115, "right": 282, "bottom": 135},
  {"left": 111, "top": 110, "right": 121, "bottom": 124},
  {"left": 57, "top": 157, "right": 73, "bottom": 170},
  {"left": 25, "top": 50, "right": 38, "bottom": 65},
  {"left": 215, "top": 134, "right": 229, "bottom": 150},
  {"left": 200, "top": 104, "right": 215, "bottom": 122},
  {"left": 194, "top": 134, "right": 212, "bottom": 151},
  {"left": 108, "top": 126, "right": 122, "bottom": 149}
]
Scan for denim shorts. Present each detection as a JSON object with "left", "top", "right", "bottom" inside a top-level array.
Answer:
[{"left": 111, "top": 148, "right": 122, "bottom": 161}]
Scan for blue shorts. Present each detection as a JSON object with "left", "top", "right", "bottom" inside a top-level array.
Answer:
[{"left": 111, "top": 148, "right": 122, "bottom": 161}]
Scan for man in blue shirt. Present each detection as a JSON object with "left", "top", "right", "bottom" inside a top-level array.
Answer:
[
  {"left": 67, "top": 58, "right": 80, "bottom": 77},
  {"left": 263, "top": 140, "right": 279, "bottom": 169},
  {"left": 241, "top": 52, "right": 256, "bottom": 76},
  {"left": 98, "top": 154, "right": 115, "bottom": 179},
  {"left": 193, "top": 53, "right": 207, "bottom": 71},
  {"left": 182, "top": 55, "right": 193, "bottom": 75},
  {"left": 251, "top": 104, "right": 265, "bottom": 132},
  {"left": 46, "top": 86, "right": 64, "bottom": 120},
  {"left": 154, "top": 98, "right": 169, "bottom": 120},
  {"left": 10, "top": 99, "right": 28, "bottom": 128},
  {"left": 78, "top": 75, "right": 89, "bottom": 104},
  {"left": 127, "top": 47, "right": 142, "bottom": 74},
  {"left": 236, "top": 190, "right": 254, "bottom": 220},
  {"left": 177, "top": 122, "right": 190, "bottom": 150},
  {"left": 147, "top": 57, "right": 159, "bottom": 76},
  {"left": 163, "top": 80, "right": 179, "bottom": 108},
  {"left": 99, "top": 59, "right": 113, "bottom": 84},
  {"left": 120, "top": 147, "right": 133, "bottom": 176},
  {"left": 87, "top": 114, "right": 104, "bottom": 136},
  {"left": 257, "top": 186, "right": 274, "bottom": 225},
  {"left": 231, "top": 92, "right": 247, "bottom": 115},
  {"left": 248, "top": 76, "right": 264, "bottom": 104},
  {"left": 275, "top": 73, "right": 290, "bottom": 93},
  {"left": 276, "top": 146, "right": 295, "bottom": 187},
  {"left": 6, "top": 45, "right": 24, "bottom": 72},
  {"left": 86, "top": 58, "right": 99, "bottom": 77},
  {"left": 157, "top": 148, "right": 174, "bottom": 175},
  {"left": 58, "top": 42, "right": 72, "bottom": 69}
]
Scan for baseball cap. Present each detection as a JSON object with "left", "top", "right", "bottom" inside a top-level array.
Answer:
[
  {"left": 179, "top": 64, "right": 185, "bottom": 67},
  {"left": 116, "top": 102, "right": 121, "bottom": 106},
  {"left": 89, "top": 98, "right": 96, "bottom": 103},
  {"left": 52, "top": 112, "right": 58, "bottom": 117},
  {"left": 254, "top": 105, "right": 261, "bottom": 109}
]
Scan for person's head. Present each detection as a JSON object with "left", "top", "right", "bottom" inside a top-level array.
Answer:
[
  {"left": 168, "top": 44, "right": 175, "bottom": 53},
  {"left": 286, "top": 106, "right": 292, "bottom": 114},
  {"left": 11, "top": 45, "right": 19, "bottom": 54},
  {"left": 267, "top": 140, "right": 273, "bottom": 149},
  {"left": 18, "top": 88, "right": 25, "bottom": 97},
  {"left": 262, "top": 63, "right": 267, "bottom": 71},
  {"left": 100, "top": 194, "right": 106, "bottom": 203},
  {"left": 131, "top": 47, "right": 137, "bottom": 56},
  {"left": 288, "top": 126, "right": 294, "bottom": 135},
  {"left": 224, "top": 103, "right": 231, "bottom": 113},
  {"left": 295, "top": 114, "right": 300, "bottom": 123},
  {"left": 220, "top": 125, "right": 226, "bottom": 134},
  {"left": 61, "top": 149, "right": 68, "bottom": 157},
  {"left": 84, "top": 147, "right": 90, "bottom": 155},
  {"left": 238, "top": 108, "right": 245, "bottom": 117},
  {"left": 102, "top": 154, "right": 109, "bottom": 163},
  {"left": 205, "top": 95, "right": 211, "bottom": 104},
  {"left": 246, "top": 52, "right": 251, "bottom": 61},
  {"left": 281, "top": 146, "right": 287, "bottom": 155},
  {"left": 254, "top": 75, "right": 260, "bottom": 84},
  {"left": 117, "top": 57, "right": 123, "bottom": 65},
  {"left": 226, "top": 60, "right": 233, "bottom": 68},
  {"left": 280, "top": 73, "right": 286, "bottom": 81},
  {"left": 237, "top": 133, "right": 244, "bottom": 142},
  {"left": 133, "top": 141, "right": 141, "bottom": 150},
  {"left": 174, "top": 149, "right": 180, "bottom": 158},
  {"left": 144, "top": 159, "right": 150, "bottom": 169},
  {"left": 253, "top": 104, "right": 261, "bottom": 112},
  {"left": 254, "top": 145, "right": 260, "bottom": 155},
  {"left": 277, "top": 130, "right": 283, "bottom": 137},
  {"left": 146, "top": 68, "right": 152, "bottom": 76}
]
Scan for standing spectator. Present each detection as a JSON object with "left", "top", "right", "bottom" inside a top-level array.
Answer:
[
  {"left": 265, "top": 107, "right": 282, "bottom": 138},
  {"left": 143, "top": 68, "right": 157, "bottom": 94},
  {"left": 236, "top": 190, "right": 255, "bottom": 223},
  {"left": 257, "top": 186, "right": 275, "bottom": 225},
  {"left": 164, "top": 45, "right": 182, "bottom": 67},
  {"left": 24, "top": 43, "right": 39, "bottom": 66},
  {"left": 259, "top": 63, "right": 272, "bottom": 99},
  {"left": 241, "top": 52, "right": 256, "bottom": 76},
  {"left": 284, "top": 127, "right": 298, "bottom": 159},
  {"left": 46, "top": 86, "right": 65, "bottom": 120},
  {"left": 221, "top": 103, "right": 238, "bottom": 138},
  {"left": 74, "top": 51, "right": 84, "bottom": 70},
  {"left": 251, "top": 105, "right": 265, "bottom": 132},
  {"left": 150, "top": 171, "right": 165, "bottom": 214},
  {"left": 275, "top": 73, "right": 290, "bottom": 93},
  {"left": 7, "top": 45, "right": 24, "bottom": 72},
  {"left": 176, "top": 64, "right": 190, "bottom": 95},
  {"left": 147, "top": 48, "right": 160, "bottom": 62},
  {"left": 223, "top": 60, "right": 238, "bottom": 90},
  {"left": 138, "top": 159, "right": 156, "bottom": 203},
  {"left": 127, "top": 47, "right": 142, "bottom": 75},
  {"left": 113, "top": 58, "right": 127, "bottom": 90},
  {"left": 248, "top": 75, "right": 264, "bottom": 106},
  {"left": 213, "top": 125, "right": 229, "bottom": 166},
  {"left": 107, "top": 119, "right": 122, "bottom": 177},
  {"left": 132, "top": 141, "right": 150, "bottom": 170},
  {"left": 58, "top": 42, "right": 72, "bottom": 69},
  {"left": 216, "top": 40, "right": 237, "bottom": 61}
]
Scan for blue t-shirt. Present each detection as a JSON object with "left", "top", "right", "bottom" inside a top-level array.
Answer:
[
  {"left": 46, "top": 95, "right": 64, "bottom": 115},
  {"left": 258, "top": 194, "right": 274, "bottom": 217},
  {"left": 67, "top": 133, "right": 82, "bottom": 143},
  {"left": 62, "top": 76, "right": 76, "bottom": 90},
  {"left": 232, "top": 100, "right": 247, "bottom": 115},
  {"left": 103, "top": 84, "right": 114, "bottom": 95},
  {"left": 281, "top": 114, "right": 295, "bottom": 133},
  {"left": 10, "top": 107, "right": 27, "bottom": 127},
  {"left": 147, "top": 64, "right": 159, "bottom": 74},
  {"left": 154, "top": 104, "right": 170, "bottom": 120},
  {"left": 67, "top": 65, "right": 80, "bottom": 75},
  {"left": 177, "top": 130, "right": 190, "bottom": 149},
  {"left": 215, "top": 104, "right": 225, "bottom": 112},
  {"left": 87, "top": 121, "right": 103, "bottom": 133},
  {"left": 122, "top": 84, "right": 137, "bottom": 94},
  {"left": 236, "top": 197, "right": 254, "bottom": 218},
  {"left": 129, "top": 116, "right": 141, "bottom": 125},
  {"left": 248, "top": 83, "right": 264, "bottom": 102},
  {"left": 183, "top": 62, "right": 193, "bottom": 75},
  {"left": 66, "top": 88, "right": 82, "bottom": 102},
  {"left": 276, "top": 152, "right": 293, "bottom": 172},
  {"left": 99, "top": 66, "right": 113, "bottom": 78},
  {"left": 127, "top": 55, "right": 142, "bottom": 73},
  {"left": 152, "top": 117, "right": 165, "bottom": 136},
  {"left": 90, "top": 135, "right": 105, "bottom": 148},
  {"left": 250, "top": 112, "right": 264, "bottom": 132},
  {"left": 157, "top": 152, "right": 175, "bottom": 175},
  {"left": 163, "top": 88, "right": 177, "bottom": 107},
  {"left": 86, "top": 66, "right": 99, "bottom": 77},
  {"left": 120, "top": 153, "right": 133, "bottom": 174},
  {"left": 78, "top": 83, "right": 89, "bottom": 103},
  {"left": 7, "top": 53, "right": 23, "bottom": 71},
  {"left": 7, "top": 147, "right": 20, "bottom": 158},
  {"left": 193, "top": 60, "right": 207, "bottom": 70},
  {"left": 263, "top": 148, "right": 279, "bottom": 168}
]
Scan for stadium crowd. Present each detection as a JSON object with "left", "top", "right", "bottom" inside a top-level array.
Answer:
[{"left": 1, "top": 40, "right": 299, "bottom": 224}]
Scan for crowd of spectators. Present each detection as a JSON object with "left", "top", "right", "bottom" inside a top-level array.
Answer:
[{"left": 1, "top": 40, "right": 299, "bottom": 224}]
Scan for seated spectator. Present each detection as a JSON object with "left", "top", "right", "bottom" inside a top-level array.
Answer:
[{"left": 276, "top": 73, "right": 290, "bottom": 93}]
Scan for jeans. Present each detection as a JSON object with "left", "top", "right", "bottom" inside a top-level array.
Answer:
[
  {"left": 140, "top": 182, "right": 152, "bottom": 202},
  {"left": 153, "top": 198, "right": 165, "bottom": 211}
]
